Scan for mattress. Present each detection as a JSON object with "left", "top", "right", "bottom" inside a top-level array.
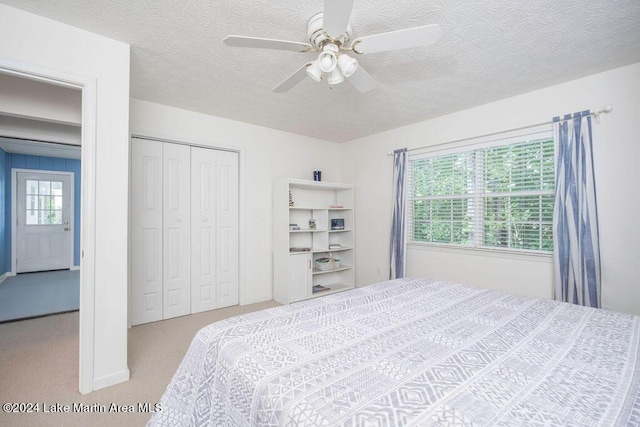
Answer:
[{"left": 149, "top": 278, "right": 640, "bottom": 426}]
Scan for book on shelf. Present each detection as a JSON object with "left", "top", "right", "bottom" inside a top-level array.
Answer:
[
  {"left": 290, "top": 247, "right": 311, "bottom": 252},
  {"left": 312, "top": 284, "right": 330, "bottom": 293}
]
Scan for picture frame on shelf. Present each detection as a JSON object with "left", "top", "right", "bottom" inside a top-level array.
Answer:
[{"left": 331, "top": 218, "right": 344, "bottom": 230}]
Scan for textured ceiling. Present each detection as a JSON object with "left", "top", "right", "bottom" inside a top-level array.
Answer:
[{"left": 3, "top": 0, "right": 640, "bottom": 142}]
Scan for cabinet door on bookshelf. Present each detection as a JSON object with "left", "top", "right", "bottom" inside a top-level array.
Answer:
[{"left": 289, "top": 253, "right": 311, "bottom": 302}]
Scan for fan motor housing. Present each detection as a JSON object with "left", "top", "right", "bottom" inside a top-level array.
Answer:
[{"left": 307, "top": 12, "right": 352, "bottom": 49}]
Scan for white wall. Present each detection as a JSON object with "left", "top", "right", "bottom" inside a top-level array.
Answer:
[
  {"left": 130, "top": 99, "right": 343, "bottom": 303},
  {"left": 0, "top": 4, "right": 131, "bottom": 390},
  {"left": 343, "top": 62, "right": 640, "bottom": 316}
]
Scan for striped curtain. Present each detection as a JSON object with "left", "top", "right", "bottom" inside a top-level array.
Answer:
[
  {"left": 390, "top": 148, "right": 408, "bottom": 279},
  {"left": 553, "top": 111, "right": 601, "bottom": 308}
]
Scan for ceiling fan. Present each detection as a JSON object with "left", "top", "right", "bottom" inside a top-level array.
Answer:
[{"left": 223, "top": 0, "right": 441, "bottom": 93}]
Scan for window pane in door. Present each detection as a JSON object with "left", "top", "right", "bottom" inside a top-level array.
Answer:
[
  {"left": 27, "top": 195, "right": 37, "bottom": 211},
  {"left": 49, "top": 210, "right": 63, "bottom": 225},
  {"left": 26, "top": 180, "right": 39, "bottom": 195},
  {"left": 39, "top": 210, "right": 49, "bottom": 224},
  {"left": 39, "top": 181, "right": 51, "bottom": 195},
  {"left": 52, "top": 196, "right": 63, "bottom": 210},
  {"left": 51, "top": 181, "right": 63, "bottom": 196}
]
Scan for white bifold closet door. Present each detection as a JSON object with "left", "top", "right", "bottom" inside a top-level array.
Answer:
[
  {"left": 163, "top": 143, "right": 191, "bottom": 320},
  {"left": 190, "top": 148, "right": 239, "bottom": 313},
  {"left": 131, "top": 138, "right": 239, "bottom": 326},
  {"left": 131, "top": 138, "right": 163, "bottom": 325}
]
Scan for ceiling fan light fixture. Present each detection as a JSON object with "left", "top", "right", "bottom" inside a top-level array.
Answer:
[
  {"left": 338, "top": 54, "right": 358, "bottom": 77},
  {"left": 318, "top": 44, "right": 339, "bottom": 73},
  {"left": 319, "top": 54, "right": 336, "bottom": 72},
  {"left": 327, "top": 68, "right": 345, "bottom": 85},
  {"left": 306, "top": 60, "right": 323, "bottom": 82}
]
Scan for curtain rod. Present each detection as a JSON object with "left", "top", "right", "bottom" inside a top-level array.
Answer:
[{"left": 387, "top": 104, "right": 613, "bottom": 156}]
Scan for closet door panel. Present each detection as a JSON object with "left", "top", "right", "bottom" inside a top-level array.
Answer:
[
  {"left": 131, "top": 138, "right": 163, "bottom": 325},
  {"left": 216, "top": 150, "right": 239, "bottom": 308},
  {"left": 191, "top": 147, "right": 217, "bottom": 313},
  {"left": 162, "top": 143, "right": 191, "bottom": 319}
]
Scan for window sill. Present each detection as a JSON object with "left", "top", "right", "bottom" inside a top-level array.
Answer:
[{"left": 407, "top": 242, "right": 553, "bottom": 263}]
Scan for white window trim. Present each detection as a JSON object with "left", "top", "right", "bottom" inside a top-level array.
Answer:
[
  {"left": 407, "top": 241, "right": 554, "bottom": 262},
  {"left": 410, "top": 125, "right": 553, "bottom": 159}
]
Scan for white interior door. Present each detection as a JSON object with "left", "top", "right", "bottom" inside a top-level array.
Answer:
[
  {"left": 215, "top": 150, "right": 239, "bottom": 308},
  {"left": 191, "top": 148, "right": 239, "bottom": 312},
  {"left": 190, "top": 147, "right": 216, "bottom": 313},
  {"left": 16, "top": 171, "right": 72, "bottom": 273},
  {"left": 131, "top": 138, "right": 163, "bottom": 325},
  {"left": 163, "top": 143, "right": 191, "bottom": 319}
]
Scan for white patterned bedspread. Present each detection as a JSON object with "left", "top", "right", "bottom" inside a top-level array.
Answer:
[{"left": 149, "top": 278, "right": 640, "bottom": 426}]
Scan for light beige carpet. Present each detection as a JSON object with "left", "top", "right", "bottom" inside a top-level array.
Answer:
[{"left": 0, "top": 300, "right": 280, "bottom": 427}]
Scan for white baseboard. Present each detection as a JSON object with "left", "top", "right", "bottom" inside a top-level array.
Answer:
[
  {"left": 91, "top": 369, "right": 130, "bottom": 392},
  {"left": 0, "top": 272, "right": 16, "bottom": 283},
  {"left": 70, "top": 265, "right": 80, "bottom": 271}
]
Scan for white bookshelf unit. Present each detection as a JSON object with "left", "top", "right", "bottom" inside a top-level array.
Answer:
[{"left": 273, "top": 178, "right": 355, "bottom": 304}]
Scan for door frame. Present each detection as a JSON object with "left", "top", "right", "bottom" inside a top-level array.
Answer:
[
  {"left": 11, "top": 169, "right": 75, "bottom": 274},
  {"left": 0, "top": 57, "right": 97, "bottom": 394}
]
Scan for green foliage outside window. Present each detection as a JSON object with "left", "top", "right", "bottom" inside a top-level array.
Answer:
[{"left": 409, "top": 138, "right": 555, "bottom": 252}]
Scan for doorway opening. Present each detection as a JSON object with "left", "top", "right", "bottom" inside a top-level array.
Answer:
[{"left": 0, "top": 59, "right": 97, "bottom": 394}]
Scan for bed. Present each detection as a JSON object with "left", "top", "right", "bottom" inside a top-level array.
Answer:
[{"left": 148, "top": 278, "right": 640, "bottom": 426}]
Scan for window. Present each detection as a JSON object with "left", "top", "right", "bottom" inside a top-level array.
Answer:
[
  {"left": 25, "top": 179, "right": 64, "bottom": 225},
  {"left": 408, "top": 134, "right": 555, "bottom": 252}
]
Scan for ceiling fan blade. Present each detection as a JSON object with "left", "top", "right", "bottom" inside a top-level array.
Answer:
[
  {"left": 323, "top": 0, "right": 355, "bottom": 38},
  {"left": 273, "top": 63, "right": 312, "bottom": 93},
  {"left": 346, "top": 65, "right": 376, "bottom": 93},
  {"left": 223, "top": 35, "right": 312, "bottom": 52},
  {"left": 352, "top": 24, "right": 441, "bottom": 54}
]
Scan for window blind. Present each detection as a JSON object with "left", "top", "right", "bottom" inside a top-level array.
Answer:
[{"left": 408, "top": 135, "right": 555, "bottom": 252}]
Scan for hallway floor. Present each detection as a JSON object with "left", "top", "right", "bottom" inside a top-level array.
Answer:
[{"left": 0, "top": 270, "right": 79, "bottom": 322}]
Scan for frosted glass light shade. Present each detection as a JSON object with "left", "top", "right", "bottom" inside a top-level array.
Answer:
[
  {"left": 327, "top": 68, "right": 344, "bottom": 85},
  {"left": 306, "top": 60, "right": 323, "bottom": 82},
  {"left": 338, "top": 54, "right": 358, "bottom": 77},
  {"left": 318, "top": 51, "right": 337, "bottom": 72}
]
